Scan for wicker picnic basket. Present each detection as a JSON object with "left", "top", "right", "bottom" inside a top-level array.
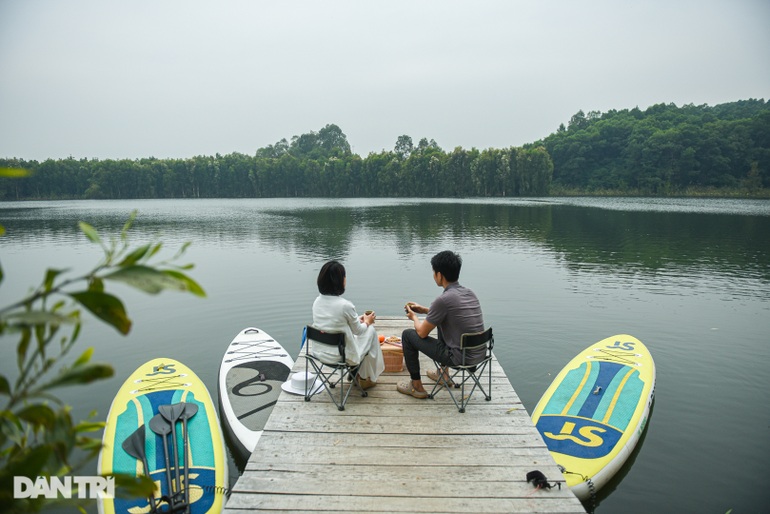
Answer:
[{"left": 380, "top": 340, "right": 404, "bottom": 372}]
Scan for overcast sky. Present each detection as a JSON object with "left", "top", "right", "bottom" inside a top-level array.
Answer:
[{"left": 1, "top": 0, "right": 768, "bottom": 161}]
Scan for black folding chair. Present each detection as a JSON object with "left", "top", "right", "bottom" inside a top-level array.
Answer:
[
  {"left": 303, "top": 325, "right": 368, "bottom": 411},
  {"left": 428, "top": 327, "right": 494, "bottom": 413}
]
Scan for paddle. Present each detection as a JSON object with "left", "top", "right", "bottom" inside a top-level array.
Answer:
[
  {"left": 148, "top": 413, "right": 175, "bottom": 505},
  {"left": 122, "top": 426, "right": 151, "bottom": 477},
  {"left": 179, "top": 403, "right": 199, "bottom": 514},
  {"left": 159, "top": 404, "right": 186, "bottom": 499},
  {"left": 122, "top": 426, "right": 158, "bottom": 513}
]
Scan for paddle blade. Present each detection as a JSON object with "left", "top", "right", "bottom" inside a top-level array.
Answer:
[
  {"left": 181, "top": 402, "right": 198, "bottom": 419},
  {"left": 159, "top": 403, "right": 186, "bottom": 423},
  {"left": 121, "top": 426, "right": 146, "bottom": 461},
  {"left": 149, "top": 413, "right": 171, "bottom": 436}
]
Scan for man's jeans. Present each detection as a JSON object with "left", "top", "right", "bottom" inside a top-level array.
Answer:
[{"left": 401, "top": 328, "right": 454, "bottom": 381}]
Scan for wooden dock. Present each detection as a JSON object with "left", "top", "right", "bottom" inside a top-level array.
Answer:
[{"left": 225, "top": 317, "right": 585, "bottom": 514}]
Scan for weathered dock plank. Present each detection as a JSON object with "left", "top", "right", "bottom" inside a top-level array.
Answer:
[{"left": 225, "top": 317, "right": 585, "bottom": 514}]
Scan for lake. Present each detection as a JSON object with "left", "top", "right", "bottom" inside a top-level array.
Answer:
[{"left": 1, "top": 197, "right": 769, "bottom": 513}]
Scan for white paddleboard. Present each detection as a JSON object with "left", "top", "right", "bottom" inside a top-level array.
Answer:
[{"left": 217, "top": 327, "right": 294, "bottom": 460}]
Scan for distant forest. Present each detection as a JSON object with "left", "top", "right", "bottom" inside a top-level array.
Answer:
[
  {"left": 540, "top": 98, "right": 769, "bottom": 195},
  {"left": 1, "top": 99, "right": 768, "bottom": 200}
]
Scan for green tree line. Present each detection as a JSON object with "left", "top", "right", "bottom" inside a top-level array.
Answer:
[
  {"left": 0, "top": 123, "right": 552, "bottom": 199},
  {"left": 538, "top": 99, "right": 770, "bottom": 194},
  {"left": 2, "top": 99, "right": 769, "bottom": 200}
]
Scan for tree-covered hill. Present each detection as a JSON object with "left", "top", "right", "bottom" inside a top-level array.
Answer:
[{"left": 538, "top": 99, "right": 769, "bottom": 194}]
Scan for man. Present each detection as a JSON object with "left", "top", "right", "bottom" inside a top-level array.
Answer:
[{"left": 397, "top": 250, "right": 485, "bottom": 399}]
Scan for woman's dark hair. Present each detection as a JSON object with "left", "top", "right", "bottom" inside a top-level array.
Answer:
[
  {"left": 431, "top": 250, "right": 462, "bottom": 282},
  {"left": 317, "top": 260, "right": 346, "bottom": 295}
]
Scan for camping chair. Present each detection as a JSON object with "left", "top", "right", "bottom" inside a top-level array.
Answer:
[
  {"left": 428, "top": 327, "right": 494, "bottom": 413},
  {"left": 303, "top": 325, "right": 368, "bottom": 411}
]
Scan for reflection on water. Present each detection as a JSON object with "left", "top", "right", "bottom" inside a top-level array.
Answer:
[
  {"left": 4, "top": 198, "right": 767, "bottom": 299},
  {"left": 558, "top": 196, "right": 770, "bottom": 216},
  {"left": 1, "top": 198, "right": 769, "bottom": 514}
]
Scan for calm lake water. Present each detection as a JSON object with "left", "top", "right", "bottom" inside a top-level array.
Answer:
[{"left": 1, "top": 198, "right": 769, "bottom": 513}]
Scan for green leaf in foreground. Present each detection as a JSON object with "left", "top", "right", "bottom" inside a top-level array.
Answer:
[
  {"left": 109, "top": 473, "right": 157, "bottom": 500},
  {"left": 69, "top": 291, "right": 131, "bottom": 334},
  {"left": 4, "top": 310, "right": 75, "bottom": 327},
  {"left": 117, "top": 244, "right": 151, "bottom": 267},
  {"left": 41, "top": 362, "right": 114, "bottom": 390},
  {"left": 105, "top": 265, "right": 191, "bottom": 294},
  {"left": 16, "top": 404, "right": 56, "bottom": 429},
  {"left": 163, "top": 270, "right": 206, "bottom": 297},
  {"left": 78, "top": 222, "right": 101, "bottom": 245},
  {"left": 44, "top": 268, "right": 68, "bottom": 292},
  {"left": 6, "top": 444, "right": 51, "bottom": 478},
  {"left": 72, "top": 347, "right": 94, "bottom": 367}
]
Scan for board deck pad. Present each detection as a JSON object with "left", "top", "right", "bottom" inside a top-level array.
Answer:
[
  {"left": 218, "top": 328, "right": 294, "bottom": 460},
  {"left": 536, "top": 359, "right": 642, "bottom": 457},
  {"left": 226, "top": 360, "right": 290, "bottom": 430},
  {"left": 98, "top": 359, "right": 227, "bottom": 514},
  {"left": 531, "top": 335, "right": 655, "bottom": 501}
]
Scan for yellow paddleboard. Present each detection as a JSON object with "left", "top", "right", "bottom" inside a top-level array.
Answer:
[
  {"left": 531, "top": 335, "right": 655, "bottom": 501},
  {"left": 98, "top": 358, "right": 228, "bottom": 514}
]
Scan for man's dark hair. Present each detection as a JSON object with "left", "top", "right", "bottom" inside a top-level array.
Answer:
[
  {"left": 317, "top": 260, "right": 346, "bottom": 295},
  {"left": 431, "top": 250, "right": 462, "bottom": 282}
]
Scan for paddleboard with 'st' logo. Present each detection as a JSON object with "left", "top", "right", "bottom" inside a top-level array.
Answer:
[{"left": 531, "top": 335, "right": 656, "bottom": 502}]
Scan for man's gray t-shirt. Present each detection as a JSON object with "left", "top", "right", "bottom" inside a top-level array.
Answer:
[{"left": 425, "top": 282, "right": 485, "bottom": 364}]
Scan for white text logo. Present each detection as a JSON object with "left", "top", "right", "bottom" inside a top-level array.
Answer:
[{"left": 13, "top": 476, "right": 115, "bottom": 499}]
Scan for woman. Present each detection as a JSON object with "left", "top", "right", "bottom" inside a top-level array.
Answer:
[{"left": 312, "top": 260, "right": 384, "bottom": 389}]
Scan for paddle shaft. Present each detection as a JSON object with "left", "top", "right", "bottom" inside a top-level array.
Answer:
[
  {"left": 159, "top": 432, "right": 174, "bottom": 500},
  {"left": 182, "top": 417, "right": 190, "bottom": 513},
  {"left": 180, "top": 403, "right": 198, "bottom": 514},
  {"left": 149, "top": 415, "right": 174, "bottom": 503},
  {"left": 168, "top": 418, "right": 182, "bottom": 495}
]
